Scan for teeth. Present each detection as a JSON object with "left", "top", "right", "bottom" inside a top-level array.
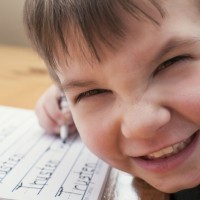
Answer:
[
  {"left": 162, "top": 146, "right": 174, "bottom": 155},
  {"left": 146, "top": 136, "right": 192, "bottom": 160}
]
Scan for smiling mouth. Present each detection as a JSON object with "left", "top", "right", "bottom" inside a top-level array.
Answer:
[{"left": 142, "top": 131, "right": 197, "bottom": 160}]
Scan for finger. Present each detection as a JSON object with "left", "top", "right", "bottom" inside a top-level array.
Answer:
[
  {"left": 39, "top": 86, "right": 65, "bottom": 125},
  {"left": 44, "top": 95, "right": 65, "bottom": 125},
  {"left": 35, "top": 100, "right": 60, "bottom": 134},
  {"left": 38, "top": 106, "right": 60, "bottom": 134},
  {"left": 65, "top": 111, "right": 74, "bottom": 125},
  {"left": 68, "top": 123, "right": 77, "bottom": 134}
]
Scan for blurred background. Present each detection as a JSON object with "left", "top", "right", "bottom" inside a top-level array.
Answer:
[
  {"left": 0, "top": 0, "right": 52, "bottom": 109},
  {"left": 0, "top": 0, "right": 29, "bottom": 47}
]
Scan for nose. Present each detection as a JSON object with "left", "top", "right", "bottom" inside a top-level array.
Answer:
[{"left": 121, "top": 101, "right": 170, "bottom": 139}]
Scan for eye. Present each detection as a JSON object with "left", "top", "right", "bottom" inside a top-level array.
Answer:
[
  {"left": 75, "top": 89, "right": 111, "bottom": 103},
  {"left": 153, "top": 55, "right": 192, "bottom": 76}
]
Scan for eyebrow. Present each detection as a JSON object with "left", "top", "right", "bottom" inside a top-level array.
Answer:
[
  {"left": 62, "top": 79, "right": 99, "bottom": 92},
  {"left": 62, "top": 37, "right": 200, "bottom": 91},
  {"left": 156, "top": 37, "right": 200, "bottom": 60}
]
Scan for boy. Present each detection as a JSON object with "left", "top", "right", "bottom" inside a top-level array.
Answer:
[{"left": 24, "top": 0, "right": 200, "bottom": 198}]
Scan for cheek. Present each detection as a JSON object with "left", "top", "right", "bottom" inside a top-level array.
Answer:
[
  {"left": 177, "top": 91, "right": 200, "bottom": 124},
  {"left": 161, "top": 68, "right": 200, "bottom": 123},
  {"left": 71, "top": 111, "right": 121, "bottom": 163},
  {"left": 174, "top": 79, "right": 200, "bottom": 122},
  {"left": 70, "top": 103, "right": 133, "bottom": 172}
]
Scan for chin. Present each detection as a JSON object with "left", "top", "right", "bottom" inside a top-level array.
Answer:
[
  {"left": 153, "top": 180, "right": 200, "bottom": 194},
  {"left": 146, "top": 170, "right": 200, "bottom": 193}
]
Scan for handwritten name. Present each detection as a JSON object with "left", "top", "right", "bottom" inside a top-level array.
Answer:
[
  {"left": 0, "top": 153, "right": 23, "bottom": 183},
  {"left": 14, "top": 159, "right": 59, "bottom": 193},
  {"left": 58, "top": 162, "right": 96, "bottom": 197}
]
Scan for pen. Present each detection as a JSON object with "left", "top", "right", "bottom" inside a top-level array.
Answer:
[{"left": 60, "top": 92, "right": 69, "bottom": 143}]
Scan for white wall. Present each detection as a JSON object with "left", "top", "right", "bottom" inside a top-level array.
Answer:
[{"left": 0, "top": 0, "right": 29, "bottom": 46}]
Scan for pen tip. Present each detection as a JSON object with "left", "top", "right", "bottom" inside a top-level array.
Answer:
[{"left": 62, "top": 139, "right": 66, "bottom": 144}]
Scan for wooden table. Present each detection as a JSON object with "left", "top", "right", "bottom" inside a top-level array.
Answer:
[
  {"left": 0, "top": 45, "right": 52, "bottom": 108},
  {"left": 0, "top": 45, "right": 166, "bottom": 200}
]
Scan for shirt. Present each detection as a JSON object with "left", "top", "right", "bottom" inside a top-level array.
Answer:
[{"left": 170, "top": 185, "right": 200, "bottom": 200}]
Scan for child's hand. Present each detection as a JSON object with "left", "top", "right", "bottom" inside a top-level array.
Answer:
[{"left": 35, "top": 85, "right": 76, "bottom": 134}]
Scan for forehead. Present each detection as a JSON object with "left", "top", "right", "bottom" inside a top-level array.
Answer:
[
  {"left": 54, "top": 0, "right": 164, "bottom": 68},
  {"left": 56, "top": 0, "right": 200, "bottom": 74}
]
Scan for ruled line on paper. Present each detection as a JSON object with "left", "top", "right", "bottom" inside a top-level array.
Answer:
[{"left": 0, "top": 106, "right": 110, "bottom": 200}]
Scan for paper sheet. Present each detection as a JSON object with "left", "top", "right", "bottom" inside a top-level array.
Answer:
[{"left": 0, "top": 106, "right": 110, "bottom": 200}]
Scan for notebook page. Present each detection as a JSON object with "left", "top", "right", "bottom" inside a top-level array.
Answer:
[{"left": 0, "top": 106, "right": 110, "bottom": 200}]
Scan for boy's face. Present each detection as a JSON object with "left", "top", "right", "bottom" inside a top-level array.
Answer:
[{"left": 58, "top": 0, "right": 200, "bottom": 193}]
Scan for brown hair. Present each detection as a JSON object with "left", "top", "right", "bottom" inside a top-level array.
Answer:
[{"left": 23, "top": 0, "right": 165, "bottom": 83}]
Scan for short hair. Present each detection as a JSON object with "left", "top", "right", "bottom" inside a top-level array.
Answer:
[{"left": 23, "top": 0, "right": 165, "bottom": 83}]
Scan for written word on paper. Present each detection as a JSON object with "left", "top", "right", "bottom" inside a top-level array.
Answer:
[{"left": 0, "top": 106, "right": 110, "bottom": 200}]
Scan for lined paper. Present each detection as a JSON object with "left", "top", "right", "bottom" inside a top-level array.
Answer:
[{"left": 0, "top": 106, "right": 110, "bottom": 200}]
